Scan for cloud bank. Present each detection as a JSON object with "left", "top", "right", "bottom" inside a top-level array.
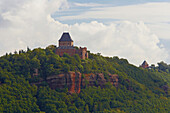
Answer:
[
  {"left": 0, "top": 0, "right": 68, "bottom": 54},
  {"left": 58, "top": 2, "right": 170, "bottom": 23},
  {"left": 0, "top": 0, "right": 168, "bottom": 65},
  {"left": 57, "top": 2, "right": 170, "bottom": 40},
  {"left": 70, "top": 21, "right": 168, "bottom": 65}
]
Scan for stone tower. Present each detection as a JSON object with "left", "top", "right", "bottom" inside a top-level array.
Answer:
[
  {"left": 56, "top": 32, "right": 88, "bottom": 59},
  {"left": 59, "top": 32, "right": 73, "bottom": 47}
]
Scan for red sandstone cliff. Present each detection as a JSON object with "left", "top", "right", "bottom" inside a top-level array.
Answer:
[
  {"left": 82, "top": 73, "right": 118, "bottom": 88},
  {"left": 46, "top": 72, "right": 118, "bottom": 94},
  {"left": 46, "top": 72, "right": 81, "bottom": 94}
]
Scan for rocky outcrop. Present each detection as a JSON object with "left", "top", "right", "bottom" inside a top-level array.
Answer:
[
  {"left": 82, "top": 73, "right": 118, "bottom": 88},
  {"left": 46, "top": 72, "right": 81, "bottom": 94},
  {"left": 108, "top": 74, "right": 119, "bottom": 87},
  {"left": 82, "top": 73, "right": 104, "bottom": 87},
  {"left": 45, "top": 72, "right": 118, "bottom": 94}
]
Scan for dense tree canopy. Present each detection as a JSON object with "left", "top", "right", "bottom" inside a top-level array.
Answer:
[{"left": 0, "top": 46, "right": 169, "bottom": 113}]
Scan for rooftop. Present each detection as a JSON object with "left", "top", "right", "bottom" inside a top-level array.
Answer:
[
  {"left": 59, "top": 32, "right": 73, "bottom": 42},
  {"left": 57, "top": 46, "right": 75, "bottom": 49},
  {"left": 142, "top": 60, "right": 148, "bottom": 66}
]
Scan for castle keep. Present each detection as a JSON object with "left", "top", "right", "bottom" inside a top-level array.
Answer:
[{"left": 56, "top": 32, "right": 88, "bottom": 59}]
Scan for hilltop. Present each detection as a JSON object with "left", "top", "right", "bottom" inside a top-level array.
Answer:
[{"left": 0, "top": 46, "right": 169, "bottom": 113}]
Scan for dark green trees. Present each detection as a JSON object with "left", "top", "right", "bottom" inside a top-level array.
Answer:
[{"left": 0, "top": 46, "right": 169, "bottom": 113}]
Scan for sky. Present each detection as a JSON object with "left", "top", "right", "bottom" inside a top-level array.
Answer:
[{"left": 0, "top": 0, "right": 170, "bottom": 66}]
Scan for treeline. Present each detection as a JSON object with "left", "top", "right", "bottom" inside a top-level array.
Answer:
[
  {"left": 0, "top": 46, "right": 169, "bottom": 113},
  {"left": 148, "top": 61, "right": 170, "bottom": 85}
]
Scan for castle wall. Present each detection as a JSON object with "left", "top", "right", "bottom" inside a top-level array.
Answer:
[
  {"left": 56, "top": 49, "right": 76, "bottom": 56},
  {"left": 59, "top": 41, "right": 73, "bottom": 47},
  {"left": 56, "top": 47, "right": 88, "bottom": 60},
  {"left": 56, "top": 33, "right": 88, "bottom": 59},
  {"left": 75, "top": 47, "right": 88, "bottom": 59}
]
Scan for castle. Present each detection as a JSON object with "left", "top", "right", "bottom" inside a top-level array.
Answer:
[
  {"left": 140, "top": 60, "right": 149, "bottom": 69},
  {"left": 56, "top": 32, "right": 88, "bottom": 59}
]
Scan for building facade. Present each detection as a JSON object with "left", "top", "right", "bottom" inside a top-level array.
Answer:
[
  {"left": 140, "top": 60, "right": 149, "bottom": 69},
  {"left": 56, "top": 32, "right": 88, "bottom": 59}
]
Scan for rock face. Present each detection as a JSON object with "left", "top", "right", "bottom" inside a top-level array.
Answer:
[
  {"left": 46, "top": 72, "right": 118, "bottom": 94},
  {"left": 82, "top": 73, "right": 118, "bottom": 88},
  {"left": 108, "top": 74, "right": 119, "bottom": 87},
  {"left": 47, "top": 72, "right": 81, "bottom": 94}
]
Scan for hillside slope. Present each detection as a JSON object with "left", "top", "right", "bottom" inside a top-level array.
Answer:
[{"left": 0, "top": 47, "right": 169, "bottom": 113}]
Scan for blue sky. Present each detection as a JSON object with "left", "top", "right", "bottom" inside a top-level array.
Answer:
[
  {"left": 0, "top": 0, "right": 170, "bottom": 65},
  {"left": 68, "top": 0, "right": 170, "bottom": 4},
  {"left": 56, "top": 0, "right": 170, "bottom": 24},
  {"left": 55, "top": 0, "right": 170, "bottom": 24}
]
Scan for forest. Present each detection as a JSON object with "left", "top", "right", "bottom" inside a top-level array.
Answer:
[{"left": 0, "top": 45, "right": 169, "bottom": 113}]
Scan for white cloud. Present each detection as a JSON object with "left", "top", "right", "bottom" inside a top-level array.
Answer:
[
  {"left": 73, "top": 3, "right": 105, "bottom": 7},
  {"left": 148, "top": 23, "right": 170, "bottom": 39},
  {"left": 58, "top": 2, "right": 170, "bottom": 23},
  {"left": 56, "top": 2, "right": 170, "bottom": 39},
  {"left": 70, "top": 21, "right": 168, "bottom": 65},
  {"left": 0, "top": 0, "right": 69, "bottom": 54},
  {"left": 0, "top": 0, "right": 168, "bottom": 65}
]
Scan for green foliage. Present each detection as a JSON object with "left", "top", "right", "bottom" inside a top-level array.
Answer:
[
  {"left": 0, "top": 70, "right": 40, "bottom": 112},
  {"left": 0, "top": 46, "right": 169, "bottom": 112}
]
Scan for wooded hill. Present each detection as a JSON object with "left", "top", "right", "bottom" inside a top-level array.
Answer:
[{"left": 0, "top": 46, "right": 169, "bottom": 113}]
